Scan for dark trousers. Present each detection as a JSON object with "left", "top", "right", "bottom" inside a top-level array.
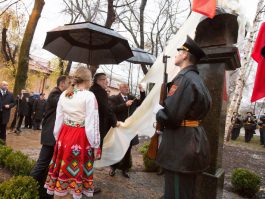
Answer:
[
  {"left": 245, "top": 129, "right": 253, "bottom": 142},
  {"left": 164, "top": 170, "right": 197, "bottom": 199},
  {"left": 16, "top": 114, "right": 25, "bottom": 130},
  {"left": 25, "top": 114, "right": 32, "bottom": 128},
  {"left": 260, "top": 128, "right": 265, "bottom": 145},
  {"left": 30, "top": 145, "right": 54, "bottom": 184},
  {"left": 112, "top": 143, "right": 132, "bottom": 171},
  {"left": 10, "top": 112, "right": 18, "bottom": 129},
  {"left": 33, "top": 119, "right": 42, "bottom": 130},
  {"left": 231, "top": 128, "right": 240, "bottom": 140},
  {"left": 0, "top": 124, "right": 7, "bottom": 141},
  {"left": 0, "top": 112, "right": 7, "bottom": 141}
]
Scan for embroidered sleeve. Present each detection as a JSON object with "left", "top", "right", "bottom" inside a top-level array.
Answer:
[
  {"left": 53, "top": 96, "right": 64, "bottom": 140},
  {"left": 85, "top": 93, "right": 100, "bottom": 148}
]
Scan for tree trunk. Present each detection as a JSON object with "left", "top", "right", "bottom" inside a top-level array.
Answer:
[
  {"left": 225, "top": 0, "right": 265, "bottom": 141},
  {"left": 139, "top": 0, "right": 148, "bottom": 74},
  {"left": 64, "top": 61, "right": 72, "bottom": 75},
  {"left": 59, "top": 59, "right": 64, "bottom": 75},
  {"left": 13, "top": 0, "right": 45, "bottom": 96},
  {"left": 89, "top": 0, "right": 116, "bottom": 76},
  {"left": 105, "top": 0, "right": 115, "bottom": 28}
]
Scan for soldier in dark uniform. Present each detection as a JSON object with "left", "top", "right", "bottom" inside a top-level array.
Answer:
[
  {"left": 243, "top": 112, "right": 256, "bottom": 143},
  {"left": 258, "top": 113, "right": 265, "bottom": 147},
  {"left": 156, "top": 36, "right": 212, "bottom": 199},
  {"left": 231, "top": 112, "right": 243, "bottom": 140}
]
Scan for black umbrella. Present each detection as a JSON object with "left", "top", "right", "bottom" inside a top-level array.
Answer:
[
  {"left": 126, "top": 47, "right": 156, "bottom": 65},
  {"left": 43, "top": 22, "right": 133, "bottom": 65}
]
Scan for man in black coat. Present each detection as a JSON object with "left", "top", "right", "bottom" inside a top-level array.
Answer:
[
  {"left": 14, "top": 89, "right": 29, "bottom": 134},
  {"left": 259, "top": 113, "right": 265, "bottom": 147},
  {"left": 25, "top": 92, "right": 35, "bottom": 129},
  {"left": 32, "top": 93, "right": 46, "bottom": 130},
  {"left": 109, "top": 83, "right": 145, "bottom": 178},
  {"left": 156, "top": 36, "right": 212, "bottom": 199},
  {"left": 30, "top": 76, "right": 69, "bottom": 198},
  {"left": 0, "top": 81, "right": 15, "bottom": 143},
  {"left": 90, "top": 73, "right": 118, "bottom": 149}
]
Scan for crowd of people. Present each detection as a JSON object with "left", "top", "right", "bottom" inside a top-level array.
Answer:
[
  {"left": 231, "top": 111, "right": 265, "bottom": 147},
  {"left": 0, "top": 36, "right": 249, "bottom": 199},
  {"left": 10, "top": 90, "right": 47, "bottom": 134}
]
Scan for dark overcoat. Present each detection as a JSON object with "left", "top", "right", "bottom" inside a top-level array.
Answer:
[
  {"left": 109, "top": 91, "right": 146, "bottom": 145},
  {"left": 33, "top": 99, "right": 46, "bottom": 120},
  {"left": 41, "top": 87, "right": 62, "bottom": 146},
  {"left": 156, "top": 65, "right": 212, "bottom": 173},
  {"left": 0, "top": 91, "right": 15, "bottom": 124},
  {"left": 90, "top": 83, "right": 117, "bottom": 140}
]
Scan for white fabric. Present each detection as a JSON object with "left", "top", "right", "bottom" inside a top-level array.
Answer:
[
  {"left": 94, "top": 12, "right": 204, "bottom": 168},
  {"left": 53, "top": 90, "right": 100, "bottom": 148}
]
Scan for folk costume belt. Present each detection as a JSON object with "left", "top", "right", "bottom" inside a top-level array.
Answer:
[{"left": 180, "top": 120, "right": 201, "bottom": 127}]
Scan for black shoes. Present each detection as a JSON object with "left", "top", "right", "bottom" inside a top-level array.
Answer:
[
  {"left": 122, "top": 170, "right": 130, "bottom": 178},
  {"left": 94, "top": 186, "right": 101, "bottom": 194},
  {"left": 109, "top": 168, "right": 116, "bottom": 177}
]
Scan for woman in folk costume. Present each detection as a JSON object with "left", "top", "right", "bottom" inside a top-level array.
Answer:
[{"left": 44, "top": 67, "right": 101, "bottom": 199}]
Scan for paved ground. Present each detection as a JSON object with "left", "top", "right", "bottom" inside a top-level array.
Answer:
[{"left": 4, "top": 128, "right": 265, "bottom": 199}]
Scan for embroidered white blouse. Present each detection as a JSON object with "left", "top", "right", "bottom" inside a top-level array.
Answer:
[{"left": 53, "top": 89, "right": 100, "bottom": 148}]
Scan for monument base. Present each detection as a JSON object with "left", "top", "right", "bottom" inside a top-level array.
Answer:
[{"left": 195, "top": 168, "right": 225, "bottom": 199}]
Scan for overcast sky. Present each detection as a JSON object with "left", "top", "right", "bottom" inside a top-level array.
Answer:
[{"left": 28, "top": 0, "right": 259, "bottom": 60}]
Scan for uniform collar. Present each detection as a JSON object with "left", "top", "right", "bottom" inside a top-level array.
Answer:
[{"left": 178, "top": 65, "right": 199, "bottom": 76}]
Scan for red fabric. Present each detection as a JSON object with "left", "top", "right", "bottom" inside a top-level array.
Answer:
[
  {"left": 45, "top": 124, "right": 95, "bottom": 197},
  {"left": 251, "top": 22, "right": 265, "bottom": 102},
  {"left": 251, "top": 22, "right": 265, "bottom": 63},
  {"left": 192, "top": 0, "right": 216, "bottom": 19},
  {"left": 251, "top": 58, "right": 265, "bottom": 102}
]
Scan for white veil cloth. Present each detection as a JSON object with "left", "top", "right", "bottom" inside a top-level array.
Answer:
[
  {"left": 94, "top": 12, "right": 204, "bottom": 168},
  {"left": 94, "top": 0, "right": 248, "bottom": 168}
]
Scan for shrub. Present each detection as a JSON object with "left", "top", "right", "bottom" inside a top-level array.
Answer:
[
  {"left": 0, "top": 139, "right": 5, "bottom": 146},
  {"left": 139, "top": 142, "right": 159, "bottom": 172},
  {"left": 231, "top": 168, "right": 261, "bottom": 197},
  {"left": 4, "top": 151, "right": 35, "bottom": 176},
  {"left": 0, "top": 176, "right": 39, "bottom": 199},
  {"left": 0, "top": 145, "right": 13, "bottom": 165}
]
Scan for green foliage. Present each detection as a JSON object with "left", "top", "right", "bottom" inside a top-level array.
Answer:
[
  {"left": 231, "top": 168, "right": 261, "bottom": 197},
  {"left": 0, "top": 139, "right": 6, "bottom": 146},
  {"left": 0, "top": 145, "right": 13, "bottom": 165},
  {"left": 139, "top": 142, "right": 159, "bottom": 172},
  {"left": 4, "top": 151, "right": 36, "bottom": 176},
  {"left": 0, "top": 176, "right": 39, "bottom": 199}
]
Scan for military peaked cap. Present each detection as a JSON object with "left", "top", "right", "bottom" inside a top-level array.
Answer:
[{"left": 177, "top": 35, "right": 206, "bottom": 61}]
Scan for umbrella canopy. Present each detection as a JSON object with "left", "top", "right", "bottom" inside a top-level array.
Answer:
[
  {"left": 43, "top": 22, "right": 133, "bottom": 65},
  {"left": 126, "top": 47, "right": 156, "bottom": 65}
]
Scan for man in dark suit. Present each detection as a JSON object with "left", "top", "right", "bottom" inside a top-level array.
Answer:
[
  {"left": 0, "top": 81, "right": 15, "bottom": 144},
  {"left": 32, "top": 93, "right": 46, "bottom": 130},
  {"left": 30, "top": 76, "right": 69, "bottom": 198},
  {"left": 109, "top": 83, "right": 145, "bottom": 178},
  {"left": 14, "top": 89, "right": 29, "bottom": 134}
]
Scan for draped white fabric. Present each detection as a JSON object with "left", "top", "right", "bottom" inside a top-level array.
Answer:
[{"left": 94, "top": 12, "right": 204, "bottom": 168}]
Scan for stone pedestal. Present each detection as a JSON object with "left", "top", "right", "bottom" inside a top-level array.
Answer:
[{"left": 193, "top": 12, "right": 241, "bottom": 199}]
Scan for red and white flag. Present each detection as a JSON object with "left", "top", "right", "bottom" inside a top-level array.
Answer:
[
  {"left": 251, "top": 22, "right": 265, "bottom": 102},
  {"left": 192, "top": 0, "right": 217, "bottom": 19}
]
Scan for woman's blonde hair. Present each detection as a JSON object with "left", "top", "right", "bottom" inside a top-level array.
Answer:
[{"left": 65, "top": 67, "right": 92, "bottom": 97}]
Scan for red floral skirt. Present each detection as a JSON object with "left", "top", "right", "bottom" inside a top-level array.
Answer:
[{"left": 44, "top": 124, "right": 94, "bottom": 198}]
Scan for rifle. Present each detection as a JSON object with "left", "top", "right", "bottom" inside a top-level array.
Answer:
[{"left": 147, "top": 55, "right": 170, "bottom": 160}]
